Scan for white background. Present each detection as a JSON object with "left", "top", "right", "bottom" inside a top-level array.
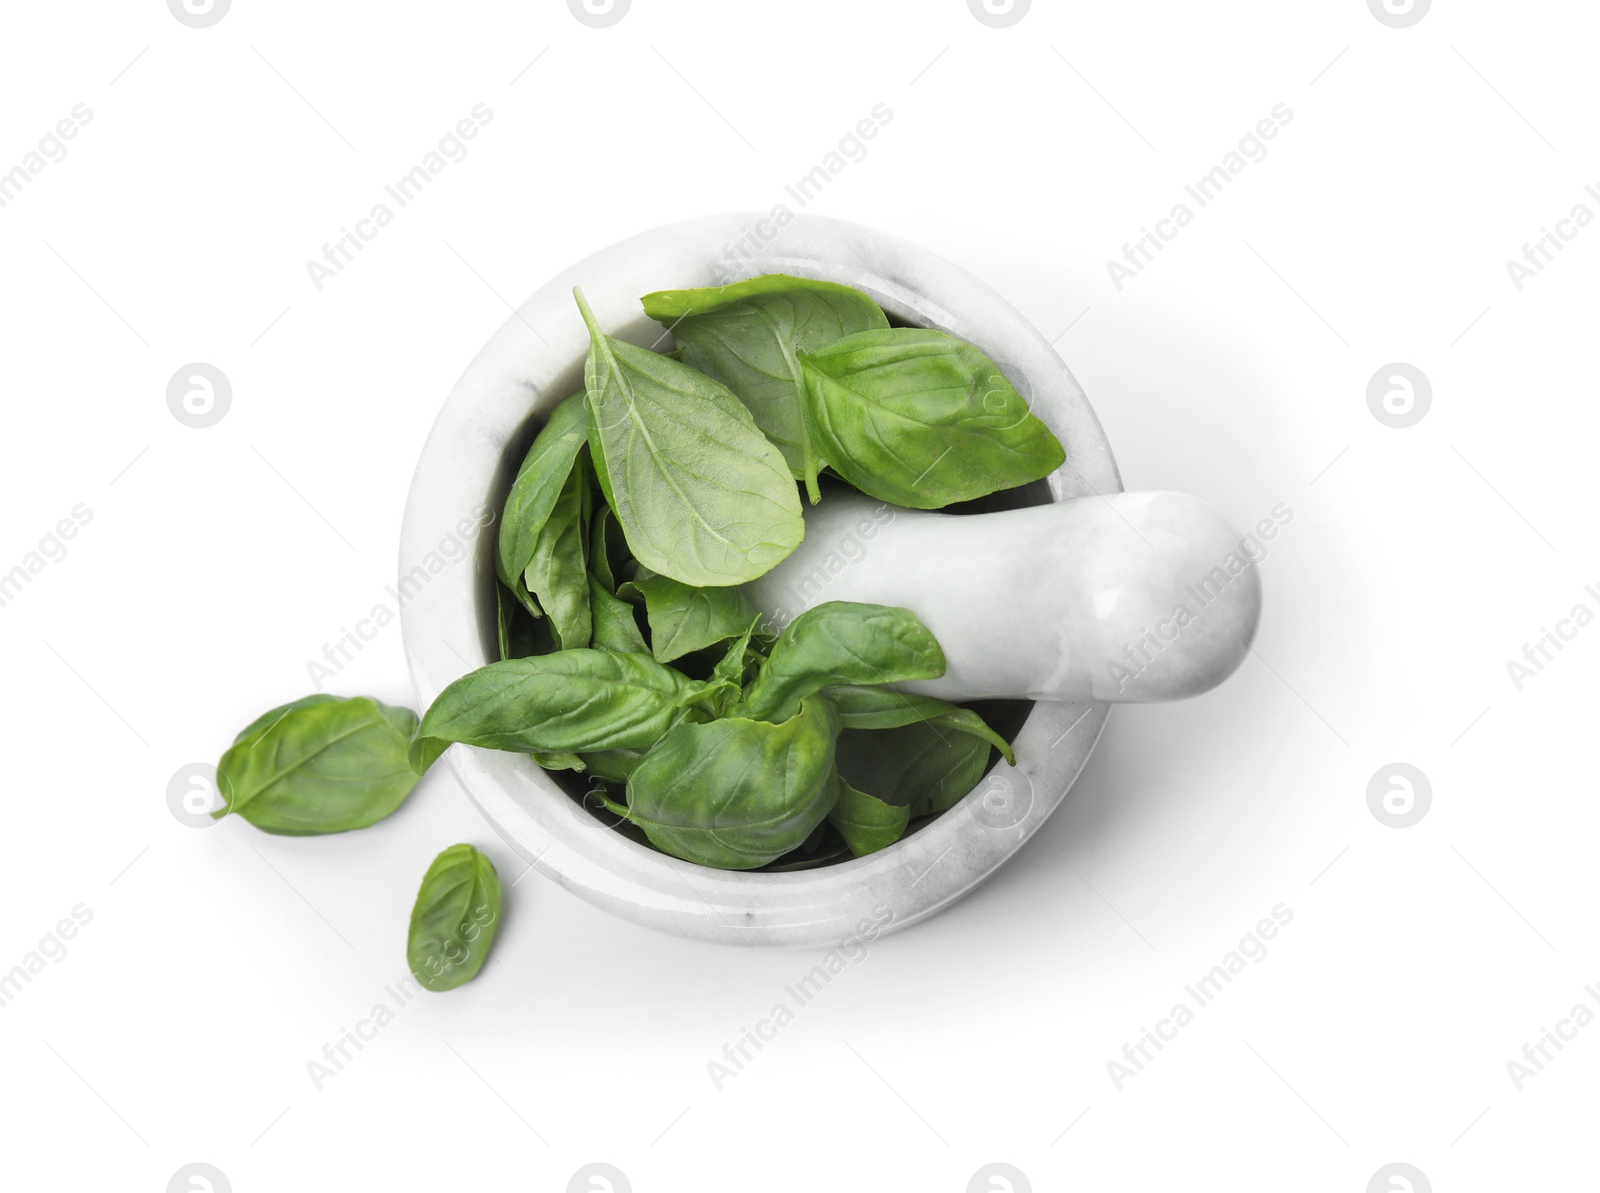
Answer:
[{"left": 1, "top": 1, "right": 1595, "bottom": 1190}]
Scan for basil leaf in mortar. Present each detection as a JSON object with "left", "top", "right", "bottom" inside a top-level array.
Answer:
[
  {"left": 497, "top": 390, "right": 590, "bottom": 610},
  {"left": 522, "top": 453, "right": 592, "bottom": 650},
  {"left": 410, "top": 649, "right": 707, "bottom": 772},
  {"left": 739, "top": 601, "right": 946, "bottom": 724},
  {"left": 588, "top": 573, "right": 649, "bottom": 654},
  {"left": 574, "top": 286, "right": 804, "bottom": 588},
  {"left": 819, "top": 684, "right": 1016, "bottom": 764},
  {"left": 407, "top": 844, "right": 502, "bottom": 993},
  {"left": 797, "top": 327, "right": 1066, "bottom": 508},
  {"left": 624, "top": 696, "right": 843, "bottom": 869},
  {"left": 617, "top": 570, "right": 759, "bottom": 664},
  {"left": 216, "top": 695, "right": 424, "bottom": 835},
  {"left": 640, "top": 274, "right": 889, "bottom": 498},
  {"left": 835, "top": 719, "right": 994, "bottom": 819},
  {"left": 827, "top": 777, "right": 911, "bottom": 858}
]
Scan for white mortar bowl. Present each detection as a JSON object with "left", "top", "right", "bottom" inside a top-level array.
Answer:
[{"left": 399, "top": 213, "right": 1120, "bottom": 947}]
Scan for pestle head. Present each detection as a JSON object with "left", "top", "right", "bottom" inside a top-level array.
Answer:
[{"left": 743, "top": 489, "right": 1264, "bottom": 703}]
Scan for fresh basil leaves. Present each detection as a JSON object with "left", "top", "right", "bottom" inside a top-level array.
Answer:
[
  {"left": 625, "top": 696, "right": 843, "bottom": 869},
  {"left": 576, "top": 287, "right": 805, "bottom": 588},
  {"left": 215, "top": 695, "right": 426, "bottom": 835},
  {"left": 797, "top": 328, "right": 1066, "bottom": 508},
  {"left": 641, "top": 274, "right": 889, "bottom": 498},
  {"left": 410, "top": 649, "right": 708, "bottom": 773},
  {"left": 739, "top": 601, "right": 946, "bottom": 724},
  {"left": 618, "top": 570, "right": 759, "bottom": 664},
  {"left": 407, "top": 844, "right": 502, "bottom": 993}
]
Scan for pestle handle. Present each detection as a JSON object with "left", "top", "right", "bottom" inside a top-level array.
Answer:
[{"left": 742, "top": 490, "right": 1266, "bottom": 703}]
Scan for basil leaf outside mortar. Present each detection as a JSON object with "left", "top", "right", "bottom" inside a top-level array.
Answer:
[
  {"left": 407, "top": 844, "right": 502, "bottom": 993},
  {"left": 640, "top": 274, "right": 888, "bottom": 499},
  {"left": 217, "top": 695, "right": 424, "bottom": 835},
  {"left": 575, "top": 286, "right": 804, "bottom": 588},
  {"left": 798, "top": 327, "right": 1066, "bottom": 508}
]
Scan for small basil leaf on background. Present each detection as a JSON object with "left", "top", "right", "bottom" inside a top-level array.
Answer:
[
  {"left": 522, "top": 454, "right": 592, "bottom": 650},
  {"left": 640, "top": 274, "right": 888, "bottom": 496},
  {"left": 617, "top": 571, "right": 759, "bottom": 663},
  {"left": 625, "top": 696, "right": 843, "bottom": 869},
  {"left": 827, "top": 777, "right": 911, "bottom": 857},
  {"left": 740, "top": 601, "right": 945, "bottom": 724},
  {"left": 834, "top": 720, "right": 993, "bottom": 819},
  {"left": 575, "top": 286, "right": 804, "bottom": 588},
  {"left": 407, "top": 844, "right": 502, "bottom": 993},
  {"left": 588, "top": 574, "right": 649, "bottom": 654},
  {"left": 411, "top": 650, "right": 706, "bottom": 772},
  {"left": 819, "top": 684, "right": 1016, "bottom": 764},
  {"left": 217, "top": 696, "right": 424, "bottom": 835},
  {"left": 798, "top": 328, "right": 1066, "bottom": 508},
  {"left": 497, "top": 390, "right": 590, "bottom": 608}
]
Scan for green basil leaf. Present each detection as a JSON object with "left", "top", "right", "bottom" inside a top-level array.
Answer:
[
  {"left": 640, "top": 274, "right": 888, "bottom": 495},
  {"left": 834, "top": 720, "right": 993, "bottom": 819},
  {"left": 740, "top": 601, "right": 945, "bottom": 724},
  {"left": 522, "top": 454, "right": 591, "bottom": 650},
  {"left": 411, "top": 650, "right": 705, "bottom": 772},
  {"left": 230, "top": 693, "right": 341, "bottom": 747},
  {"left": 798, "top": 328, "right": 1066, "bottom": 508},
  {"left": 497, "top": 391, "right": 590, "bottom": 607},
  {"left": 496, "top": 583, "right": 542, "bottom": 661},
  {"left": 575, "top": 286, "right": 804, "bottom": 587},
  {"left": 617, "top": 571, "right": 759, "bottom": 664},
  {"left": 217, "top": 696, "right": 423, "bottom": 835},
  {"left": 819, "top": 684, "right": 1016, "bottom": 765},
  {"left": 624, "top": 695, "right": 843, "bottom": 869},
  {"left": 827, "top": 777, "right": 911, "bottom": 857},
  {"left": 531, "top": 751, "right": 586, "bottom": 772},
  {"left": 578, "top": 747, "right": 648, "bottom": 783},
  {"left": 407, "top": 844, "right": 502, "bottom": 993},
  {"left": 588, "top": 573, "right": 649, "bottom": 654},
  {"left": 587, "top": 504, "right": 631, "bottom": 592}
]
